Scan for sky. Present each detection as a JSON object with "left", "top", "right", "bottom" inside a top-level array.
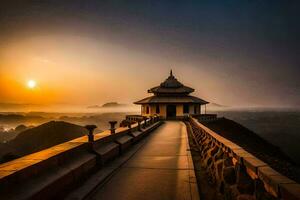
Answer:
[{"left": 0, "top": 0, "right": 299, "bottom": 110}]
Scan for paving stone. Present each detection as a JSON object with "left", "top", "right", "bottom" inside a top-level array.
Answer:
[{"left": 88, "top": 121, "right": 200, "bottom": 200}]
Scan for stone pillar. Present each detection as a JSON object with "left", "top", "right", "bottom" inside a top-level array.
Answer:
[
  {"left": 127, "top": 122, "right": 132, "bottom": 133},
  {"left": 84, "top": 125, "right": 97, "bottom": 152},
  {"left": 109, "top": 121, "right": 117, "bottom": 134},
  {"left": 84, "top": 125, "right": 97, "bottom": 142},
  {"left": 137, "top": 120, "right": 142, "bottom": 131},
  {"left": 143, "top": 117, "right": 147, "bottom": 128}
]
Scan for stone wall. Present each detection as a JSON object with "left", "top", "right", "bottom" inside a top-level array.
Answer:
[
  {"left": 193, "top": 114, "right": 217, "bottom": 122},
  {"left": 0, "top": 117, "right": 162, "bottom": 200},
  {"left": 186, "top": 117, "right": 300, "bottom": 200}
]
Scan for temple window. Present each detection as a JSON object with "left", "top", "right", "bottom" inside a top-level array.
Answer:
[
  {"left": 183, "top": 104, "right": 189, "bottom": 114},
  {"left": 146, "top": 106, "right": 150, "bottom": 114}
]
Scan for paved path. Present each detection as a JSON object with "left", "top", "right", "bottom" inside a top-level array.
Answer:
[{"left": 88, "top": 121, "right": 199, "bottom": 200}]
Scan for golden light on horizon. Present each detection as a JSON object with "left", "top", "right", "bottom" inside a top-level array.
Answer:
[{"left": 27, "top": 80, "right": 37, "bottom": 89}]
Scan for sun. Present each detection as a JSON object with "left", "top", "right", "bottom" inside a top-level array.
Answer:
[{"left": 27, "top": 80, "right": 37, "bottom": 89}]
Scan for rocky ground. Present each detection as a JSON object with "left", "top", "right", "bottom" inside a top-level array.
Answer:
[{"left": 202, "top": 117, "right": 300, "bottom": 183}]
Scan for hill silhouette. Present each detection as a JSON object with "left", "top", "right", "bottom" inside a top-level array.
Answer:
[
  {"left": 0, "top": 114, "right": 44, "bottom": 122},
  {"left": 0, "top": 121, "right": 88, "bottom": 163},
  {"left": 87, "top": 102, "right": 127, "bottom": 109},
  {"left": 102, "top": 102, "right": 126, "bottom": 107}
]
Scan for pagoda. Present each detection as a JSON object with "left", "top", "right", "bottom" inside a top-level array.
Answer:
[{"left": 134, "top": 70, "right": 209, "bottom": 119}]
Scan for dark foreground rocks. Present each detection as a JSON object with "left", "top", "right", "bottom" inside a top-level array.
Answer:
[{"left": 203, "top": 117, "right": 300, "bottom": 183}]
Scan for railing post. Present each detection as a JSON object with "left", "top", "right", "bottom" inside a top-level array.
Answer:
[
  {"left": 150, "top": 116, "right": 153, "bottom": 124},
  {"left": 109, "top": 121, "right": 117, "bottom": 134},
  {"left": 84, "top": 125, "right": 97, "bottom": 151},
  {"left": 128, "top": 122, "right": 132, "bottom": 133},
  {"left": 143, "top": 117, "right": 147, "bottom": 128},
  {"left": 137, "top": 119, "right": 142, "bottom": 131},
  {"left": 85, "top": 125, "right": 97, "bottom": 142}
]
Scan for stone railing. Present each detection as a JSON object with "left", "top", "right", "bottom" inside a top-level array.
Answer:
[
  {"left": 192, "top": 114, "right": 217, "bottom": 122},
  {"left": 126, "top": 114, "right": 160, "bottom": 123},
  {"left": 186, "top": 117, "right": 300, "bottom": 200},
  {"left": 0, "top": 116, "right": 162, "bottom": 200},
  {"left": 126, "top": 114, "right": 144, "bottom": 122}
]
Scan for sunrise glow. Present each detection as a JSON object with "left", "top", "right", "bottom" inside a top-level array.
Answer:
[{"left": 27, "top": 80, "right": 37, "bottom": 89}]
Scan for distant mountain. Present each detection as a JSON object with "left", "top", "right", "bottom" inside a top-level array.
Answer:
[
  {"left": 209, "top": 102, "right": 228, "bottom": 107},
  {"left": 87, "top": 105, "right": 102, "bottom": 109},
  {"left": 87, "top": 102, "right": 127, "bottom": 109},
  {"left": 102, "top": 102, "right": 126, "bottom": 107},
  {"left": 0, "top": 121, "right": 88, "bottom": 163},
  {"left": 0, "top": 114, "right": 45, "bottom": 123}
]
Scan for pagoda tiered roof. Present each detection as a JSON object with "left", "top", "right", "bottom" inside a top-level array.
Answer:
[
  {"left": 134, "top": 95, "right": 208, "bottom": 104},
  {"left": 134, "top": 70, "right": 209, "bottom": 105},
  {"left": 148, "top": 70, "right": 194, "bottom": 95}
]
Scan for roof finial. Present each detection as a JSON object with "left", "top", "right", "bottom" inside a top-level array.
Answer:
[{"left": 170, "top": 69, "right": 173, "bottom": 77}]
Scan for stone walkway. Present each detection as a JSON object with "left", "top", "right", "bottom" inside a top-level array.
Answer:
[{"left": 88, "top": 121, "right": 199, "bottom": 200}]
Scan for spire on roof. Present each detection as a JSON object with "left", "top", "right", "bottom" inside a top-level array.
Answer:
[{"left": 147, "top": 69, "right": 195, "bottom": 94}]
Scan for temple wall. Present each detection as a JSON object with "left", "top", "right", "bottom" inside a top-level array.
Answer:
[
  {"left": 150, "top": 105, "right": 155, "bottom": 116},
  {"left": 140, "top": 104, "right": 203, "bottom": 118},
  {"left": 141, "top": 104, "right": 166, "bottom": 117},
  {"left": 189, "top": 104, "right": 195, "bottom": 115},
  {"left": 159, "top": 104, "right": 167, "bottom": 117},
  {"left": 186, "top": 117, "right": 300, "bottom": 200},
  {"left": 176, "top": 104, "right": 184, "bottom": 116},
  {"left": 141, "top": 105, "right": 151, "bottom": 116},
  {"left": 141, "top": 105, "right": 145, "bottom": 115}
]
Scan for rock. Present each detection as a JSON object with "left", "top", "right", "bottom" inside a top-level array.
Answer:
[
  {"left": 237, "top": 194, "right": 255, "bottom": 200},
  {"left": 223, "top": 166, "right": 237, "bottom": 185}
]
